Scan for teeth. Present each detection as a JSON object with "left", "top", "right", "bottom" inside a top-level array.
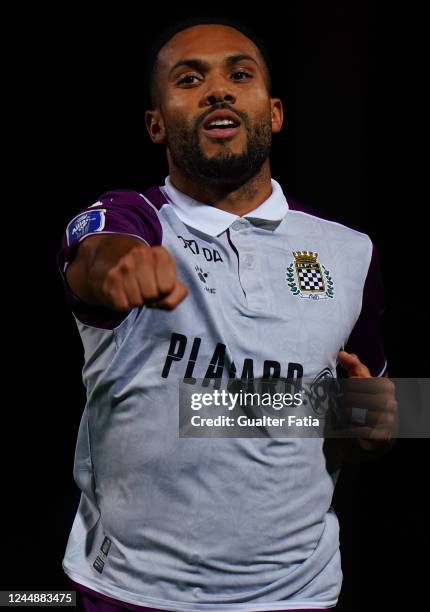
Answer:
[{"left": 208, "top": 119, "right": 236, "bottom": 128}]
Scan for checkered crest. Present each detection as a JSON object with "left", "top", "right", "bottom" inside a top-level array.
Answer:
[{"left": 293, "top": 251, "right": 325, "bottom": 292}]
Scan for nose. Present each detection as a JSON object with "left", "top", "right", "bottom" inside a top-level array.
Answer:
[
  {"left": 206, "top": 92, "right": 235, "bottom": 106},
  {"left": 202, "top": 76, "right": 236, "bottom": 107}
]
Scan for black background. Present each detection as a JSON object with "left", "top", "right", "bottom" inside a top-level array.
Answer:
[{"left": 8, "top": 2, "right": 428, "bottom": 611}]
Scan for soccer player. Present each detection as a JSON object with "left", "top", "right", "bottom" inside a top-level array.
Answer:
[{"left": 58, "top": 17, "right": 396, "bottom": 612}]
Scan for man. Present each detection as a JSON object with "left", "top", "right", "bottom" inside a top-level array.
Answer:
[{"left": 58, "top": 17, "right": 396, "bottom": 612}]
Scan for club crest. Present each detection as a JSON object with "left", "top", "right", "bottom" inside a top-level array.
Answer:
[{"left": 286, "top": 251, "right": 334, "bottom": 300}]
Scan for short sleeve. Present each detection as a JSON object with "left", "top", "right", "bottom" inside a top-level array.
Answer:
[
  {"left": 339, "top": 243, "right": 387, "bottom": 377},
  {"left": 57, "top": 189, "right": 163, "bottom": 329}
]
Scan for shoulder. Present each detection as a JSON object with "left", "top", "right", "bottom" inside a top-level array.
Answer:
[
  {"left": 94, "top": 187, "right": 162, "bottom": 216},
  {"left": 286, "top": 195, "right": 374, "bottom": 268},
  {"left": 287, "top": 195, "right": 371, "bottom": 240}
]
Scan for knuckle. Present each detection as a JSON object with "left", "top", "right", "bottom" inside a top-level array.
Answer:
[
  {"left": 138, "top": 244, "right": 153, "bottom": 261},
  {"left": 152, "top": 245, "right": 167, "bottom": 259},
  {"left": 160, "top": 294, "right": 179, "bottom": 310},
  {"left": 386, "top": 398, "right": 398, "bottom": 412},
  {"left": 386, "top": 379, "right": 396, "bottom": 394},
  {"left": 143, "top": 289, "right": 159, "bottom": 302},
  {"left": 385, "top": 413, "right": 396, "bottom": 428},
  {"left": 157, "top": 245, "right": 175, "bottom": 264},
  {"left": 118, "top": 257, "right": 135, "bottom": 274},
  {"left": 104, "top": 266, "right": 120, "bottom": 284},
  {"left": 110, "top": 294, "right": 130, "bottom": 311},
  {"left": 102, "top": 271, "right": 120, "bottom": 295}
]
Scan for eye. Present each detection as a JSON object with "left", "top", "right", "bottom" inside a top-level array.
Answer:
[
  {"left": 232, "top": 70, "right": 252, "bottom": 81},
  {"left": 177, "top": 74, "right": 200, "bottom": 85}
]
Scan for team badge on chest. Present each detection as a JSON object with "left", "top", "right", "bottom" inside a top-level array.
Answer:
[{"left": 286, "top": 251, "right": 334, "bottom": 300}]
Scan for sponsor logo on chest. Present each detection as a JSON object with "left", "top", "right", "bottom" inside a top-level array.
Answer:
[{"left": 177, "top": 235, "right": 223, "bottom": 262}]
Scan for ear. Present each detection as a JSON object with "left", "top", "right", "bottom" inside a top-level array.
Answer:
[
  {"left": 270, "top": 98, "right": 283, "bottom": 134},
  {"left": 145, "top": 109, "right": 166, "bottom": 144}
]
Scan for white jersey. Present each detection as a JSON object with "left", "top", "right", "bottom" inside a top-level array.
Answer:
[{"left": 58, "top": 176, "right": 386, "bottom": 611}]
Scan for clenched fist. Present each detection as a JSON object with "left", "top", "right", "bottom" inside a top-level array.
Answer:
[{"left": 66, "top": 234, "right": 188, "bottom": 311}]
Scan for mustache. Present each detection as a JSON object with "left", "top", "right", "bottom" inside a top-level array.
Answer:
[{"left": 196, "top": 103, "right": 247, "bottom": 129}]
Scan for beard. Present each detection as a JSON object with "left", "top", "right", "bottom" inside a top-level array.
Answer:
[{"left": 164, "top": 110, "right": 272, "bottom": 189}]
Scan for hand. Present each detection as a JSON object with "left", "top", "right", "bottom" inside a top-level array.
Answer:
[
  {"left": 337, "top": 351, "right": 397, "bottom": 446},
  {"left": 68, "top": 234, "right": 188, "bottom": 311}
]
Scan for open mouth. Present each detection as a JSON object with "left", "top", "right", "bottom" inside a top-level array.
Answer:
[{"left": 201, "top": 113, "right": 242, "bottom": 139}]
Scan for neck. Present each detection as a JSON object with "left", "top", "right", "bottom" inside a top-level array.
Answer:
[{"left": 167, "top": 160, "right": 273, "bottom": 217}]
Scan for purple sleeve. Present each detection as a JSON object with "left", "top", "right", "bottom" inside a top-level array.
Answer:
[
  {"left": 287, "top": 196, "right": 387, "bottom": 377},
  {"left": 57, "top": 189, "right": 162, "bottom": 329},
  {"left": 341, "top": 243, "right": 387, "bottom": 377}
]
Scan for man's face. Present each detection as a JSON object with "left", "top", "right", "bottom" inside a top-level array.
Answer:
[{"left": 146, "top": 25, "right": 283, "bottom": 187}]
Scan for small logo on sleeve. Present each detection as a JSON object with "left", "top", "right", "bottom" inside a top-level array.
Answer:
[
  {"left": 286, "top": 251, "right": 334, "bottom": 300},
  {"left": 66, "top": 209, "right": 106, "bottom": 246},
  {"left": 93, "top": 536, "right": 112, "bottom": 574}
]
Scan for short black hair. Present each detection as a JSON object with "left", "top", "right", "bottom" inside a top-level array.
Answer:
[{"left": 145, "top": 16, "right": 273, "bottom": 108}]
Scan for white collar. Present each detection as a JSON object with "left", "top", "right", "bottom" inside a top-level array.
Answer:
[{"left": 159, "top": 175, "right": 289, "bottom": 237}]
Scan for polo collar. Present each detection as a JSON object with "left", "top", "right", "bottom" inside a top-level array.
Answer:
[{"left": 159, "top": 175, "right": 289, "bottom": 237}]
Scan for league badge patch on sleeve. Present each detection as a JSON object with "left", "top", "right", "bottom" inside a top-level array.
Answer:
[
  {"left": 66, "top": 209, "right": 106, "bottom": 246},
  {"left": 286, "top": 251, "right": 334, "bottom": 300}
]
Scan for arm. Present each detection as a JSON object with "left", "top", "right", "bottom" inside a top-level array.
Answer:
[
  {"left": 335, "top": 243, "right": 395, "bottom": 463},
  {"left": 336, "top": 351, "right": 396, "bottom": 464},
  {"left": 66, "top": 233, "right": 187, "bottom": 311},
  {"left": 58, "top": 189, "right": 187, "bottom": 324}
]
